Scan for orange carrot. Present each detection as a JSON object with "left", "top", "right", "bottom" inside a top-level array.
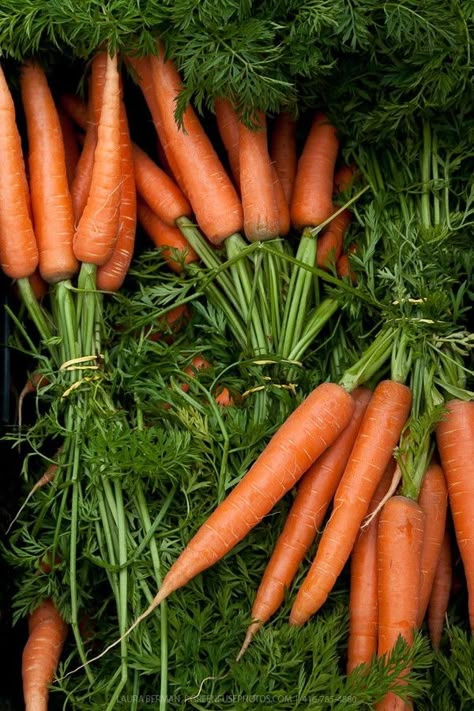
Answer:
[
  {"left": 180, "top": 355, "right": 234, "bottom": 405},
  {"left": 7, "top": 461, "right": 57, "bottom": 535},
  {"left": 317, "top": 164, "right": 356, "bottom": 269},
  {"left": 0, "top": 64, "right": 38, "bottom": 279},
  {"left": 376, "top": 496, "right": 425, "bottom": 711},
  {"left": 290, "top": 113, "right": 339, "bottom": 231},
  {"left": 137, "top": 199, "right": 197, "bottom": 272},
  {"left": 239, "top": 112, "right": 280, "bottom": 241},
  {"left": 20, "top": 61, "right": 78, "bottom": 283},
  {"left": 146, "top": 305, "right": 190, "bottom": 343},
  {"left": 270, "top": 112, "right": 297, "bottom": 207},
  {"left": 73, "top": 51, "right": 121, "bottom": 266},
  {"left": 147, "top": 45, "right": 243, "bottom": 245},
  {"left": 436, "top": 399, "right": 474, "bottom": 630},
  {"left": 347, "top": 459, "right": 396, "bottom": 674},
  {"left": 22, "top": 598, "right": 68, "bottom": 711},
  {"left": 289, "top": 379, "right": 412, "bottom": 626},
  {"left": 18, "top": 372, "right": 48, "bottom": 428},
  {"left": 60, "top": 92, "right": 89, "bottom": 130},
  {"left": 337, "top": 243, "right": 358, "bottom": 284},
  {"left": 214, "top": 97, "right": 241, "bottom": 187},
  {"left": 57, "top": 107, "right": 80, "bottom": 187},
  {"left": 238, "top": 386, "right": 372, "bottom": 659},
  {"left": 427, "top": 528, "right": 452, "bottom": 649},
  {"left": 416, "top": 463, "right": 448, "bottom": 626},
  {"left": 28, "top": 272, "right": 48, "bottom": 301},
  {"left": 271, "top": 164, "right": 291, "bottom": 237}
]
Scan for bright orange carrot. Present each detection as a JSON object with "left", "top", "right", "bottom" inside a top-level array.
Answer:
[
  {"left": 347, "top": 459, "right": 396, "bottom": 674},
  {"left": 427, "top": 528, "right": 452, "bottom": 649},
  {"left": 289, "top": 379, "right": 412, "bottom": 626},
  {"left": 57, "top": 107, "right": 80, "bottom": 187},
  {"left": 214, "top": 97, "right": 241, "bottom": 187},
  {"left": 0, "top": 64, "right": 38, "bottom": 279},
  {"left": 239, "top": 111, "right": 280, "bottom": 241},
  {"left": 20, "top": 61, "right": 78, "bottom": 283},
  {"left": 147, "top": 45, "right": 243, "bottom": 245},
  {"left": 28, "top": 271, "right": 48, "bottom": 301},
  {"left": 416, "top": 463, "right": 448, "bottom": 627},
  {"left": 290, "top": 113, "right": 339, "bottom": 231},
  {"left": 238, "top": 387, "right": 372, "bottom": 659},
  {"left": 376, "top": 496, "right": 425, "bottom": 711},
  {"left": 137, "top": 199, "right": 197, "bottom": 272},
  {"left": 436, "top": 399, "right": 474, "bottom": 630},
  {"left": 73, "top": 51, "right": 121, "bottom": 265},
  {"left": 270, "top": 112, "right": 297, "bottom": 207},
  {"left": 22, "top": 598, "right": 68, "bottom": 711}
]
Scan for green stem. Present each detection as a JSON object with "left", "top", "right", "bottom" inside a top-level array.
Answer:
[
  {"left": 17, "top": 278, "right": 56, "bottom": 358},
  {"left": 339, "top": 327, "right": 396, "bottom": 392},
  {"left": 432, "top": 130, "right": 441, "bottom": 226},
  {"left": 288, "top": 299, "right": 339, "bottom": 362},
  {"left": 421, "top": 120, "right": 432, "bottom": 229},
  {"left": 77, "top": 262, "right": 98, "bottom": 355}
]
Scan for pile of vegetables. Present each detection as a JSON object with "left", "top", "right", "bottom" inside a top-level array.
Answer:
[{"left": 0, "top": 2, "right": 472, "bottom": 709}]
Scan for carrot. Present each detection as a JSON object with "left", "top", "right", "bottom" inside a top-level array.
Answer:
[
  {"left": 376, "top": 495, "right": 425, "bottom": 711},
  {"left": 18, "top": 372, "right": 48, "bottom": 429},
  {"left": 20, "top": 61, "right": 78, "bottom": 283},
  {"left": 337, "top": 243, "right": 358, "bottom": 284},
  {"left": 137, "top": 199, "right": 197, "bottom": 272},
  {"left": 57, "top": 107, "right": 80, "bottom": 187},
  {"left": 347, "top": 459, "right": 396, "bottom": 674},
  {"left": 6, "top": 461, "right": 57, "bottom": 535},
  {"left": 96, "top": 94, "right": 137, "bottom": 291},
  {"left": 270, "top": 112, "right": 297, "bottom": 206},
  {"left": 436, "top": 399, "right": 474, "bottom": 630},
  {"left": 214, "top": 97, "right": 241, "bottom": 187},
  {"left": 60, "top": 92, "right": 89, "bottom": 130},
  {"left": 416, "top": 463, "right": 448, "bottom": 627},
  {"left": 427, "top": 528, "right": 452, "bottom": 649},
  {"left": 0, "top": 64, "right": 38, "bottom": 279},
  {"left": 271, "top": 164, "right": 291, "bottom": 237},
  {"left": 238, "top": 386, "right": 372, "bottom": 660},
  {"left": 289, "top": 379, "right": 412, "bottom": 626},
  {"left": 317, "top": 164, "right": 355, "bottom": 269},
  {"left": 27, "top": 272, "right": 48, "bottom": 301},
  {"left": 239, "top": 112, "right": 280, "bottom": 241},
  {"left": 180, "top": 355, "right": 233, "bottom": 406},
  {"left": 22, "top": 598, "right": 68, "bottom": 711},
  {"left": 145, "top": 305, "right": 190, "bottom": 343},
  {"left": 147, "top": 45, "right": 243, "bottom": 245},
  {"left": 290, "top": 113, "right": 339, "bottom": 231},
  {"left": 73, "top": 51, "right": 121, "bottom": 266}
]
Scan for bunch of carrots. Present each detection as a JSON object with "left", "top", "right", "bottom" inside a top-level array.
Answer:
[{"left": 0, "top": 42, "right": 472, "bottom": 710}]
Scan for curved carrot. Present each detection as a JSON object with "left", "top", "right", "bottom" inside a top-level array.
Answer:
[
  {"left": 270, "top": 112, "right": 297, "bottom": 207},
  {"left": 20, "top": 61, "right": 78, "bottom": 283},
  {"left": 22, "top": 598, "right": 68, "bottom": 711},
  {"left": 290, "top": 113, "right": 339, "bottom": 231},
  {"left": 376, "top": 496, "right": 425, "bottom": 711},
  {"left": 147, "top": 45, "right": 243, "bottom": 245},
  {"left": 436, "top": 399, "right": 474, "bottom": 630},
  {"left": 347, "top": 459, "right": 396, "bottom": 674},
  {"left": 238, "top": 386, "right": 372, "bottom": 659},
  {"left": 214, "top": 97, "right": 241, "bottom": 187},
  {"left": 0, "top": 64, "right": 38, "bottom": 279},
  {"left": 137, "top": 199, "right": 197, "bottom": 272},
  {"left": 416, "top": 463, "right": 448, "bottom": 627},
  {"left": 289, "top": 380, "right": 412, "bottom": 626},
  {"left": 427, "top": 528, "right": 452, "bottom": 649},
  {"left": 73, "top": 51, "right": 121, "bottom": 265}
]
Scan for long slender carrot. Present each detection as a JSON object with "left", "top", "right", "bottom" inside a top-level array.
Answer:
[
  {"left": 214, "top": 97, "right": 241, "bottom": 187},
  {"left": 427, "top": 528, "right": 452, "bottom": 649},
  {"left": 416, "top": 463, "right": 448, "bottom": 627},
  {"left": 57, "top": 107, "right": 80, "bottom": 187},
  {"left": 289, "top": 379, "right": 412, "bottom": 626},
  {"left": 137, "top": 199, "right": 197, "bottom": 272},
  {"left": 0, "top": 64, "right": 38, "bottom": 279},
  {"left": 270, "top": 112, "right": 297, "bottom": 207},
  {"left": 147, "top": 45, "right": 243, "bottom": 245},
  {"left": 290, "top": 113, "right": 339, "bottom": 231},
  {"left": 436, "top": 399, "right": 474, "bottom": 630},
  {"left": 347, "top": 459, "right": 396, "bottom": 674},
  {"left": 73, "top": 51, "right": 121, "bottom": 266},
  {"left": 20, "top": 61, "right": 78, "bottom": 283},
  {"left": 238, "top": 386, "right": 372, "bottom": 660},
  {"left": 22, "top": 598, "right": 68, "bottom": 711},
  {"left": 376, "top": 495, "right": 425, "bottom": 711},
  {"left": 271, "top": 164, "right": 290, "bottom": 237}
]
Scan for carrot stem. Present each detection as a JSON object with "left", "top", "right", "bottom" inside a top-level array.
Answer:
[
  {"left": 17, "top": 278, "right": 54, "bottom": 353},
  {"left": 421, "top": 120, "right": 432, "bottom": 229},
  {"left": 288, "top": 298, "right": 339, "bottom": 362},
  {"left": 339, "top": 327, "right": 397, "bottom": 392}
]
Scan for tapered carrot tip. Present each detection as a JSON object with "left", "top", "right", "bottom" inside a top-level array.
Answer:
[{"left": 236, "top": 621, "right": 261, "bottom": 662}]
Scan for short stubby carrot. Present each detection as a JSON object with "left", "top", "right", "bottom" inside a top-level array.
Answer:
[
  {"left": 214, "top": 97, "right": 241, "bottom": 187},
  {"left": 289, "top": 379, "right": 412, "bottom": 626},
  {"left": 436, "top": 399, "right": 474, "bottom": 630},
  {"left": 290, "top": 113, "right": 339, "bottom": 231},
  {"left": 376, "top": 496, "right": 425, "bottom": 711},
  {"left": 238, "top": 387, "right": 372, "bottom": 660},
  {"left": 0, "top": 64, "right": 38, "bottom": 279},
  {"left": 270, "top": 112, "right": 297, "bottom": 207},
  {"left": 137, "top": 199, "right": 197, "bottom": 273},
  {"left": 428, "top": 528, "right": 452, "bottom": 649},
  {"left": 22, "top": 598, "right": 68, "bottom": 711},
  {"left": 20, "top": 61, "right": 78, "bottom": 283}
]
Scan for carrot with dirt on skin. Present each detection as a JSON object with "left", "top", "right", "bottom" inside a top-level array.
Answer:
[
  {"left": 347, "top": 458, "right": 396, "bottom": 674},
  {"left": 427, "top": 528, "right": 452, "bottom": 649},
  {"left": 416, "top": 463, "right": 448, "bottom": 627},
  {"left": 214, "top": 97, "right": 241, "bottom": 188},
  {"left": 436, "top": 399, "right": 474, "bottom": 630},
  {"left": 137, "top": 199, "right": 197, "bottom": 272},
  {"left": 289, "top": 379, "right": 412, "bottom": 626},
  {"left": 22, "top": 598, "right": 68, "bottom": 711},
  {"left": 290, "top": 112, "right": 339, "bottom": 231},
  {"left": 270, "top": 112, "right": 297, "bottom": 207},
  {"left": 0, "top": 64, "right": 38, "bottom": 280},
  {"left": 317, "top": 165, "right": 356, "bottom": 270},
  {"left": 238, "top": 386, "right": 372, "bottom": 660}
]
